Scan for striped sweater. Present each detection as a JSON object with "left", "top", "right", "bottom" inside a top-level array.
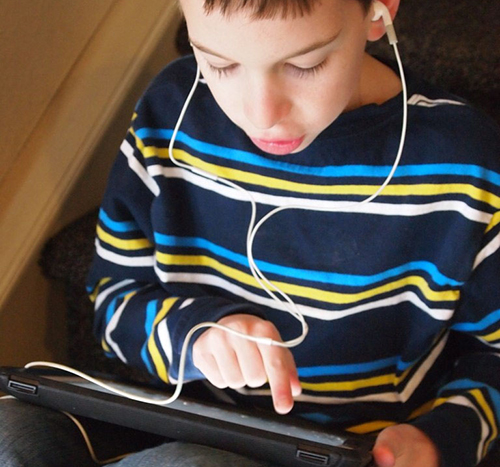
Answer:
[{"left": 87, "top": 56, "right": 500, "bottom": 467}]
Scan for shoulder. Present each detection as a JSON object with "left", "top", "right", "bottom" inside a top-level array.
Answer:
[
  {"left": 404, "top": 74, "right": 500, "bottom": 170},
  {"left": 136, "top": 55, "right": 197, "bottom": 113},
  {"left": 131, "top": 55, "right": 233, "bottom": 140},
  {"left": 147, "top": 55, "right": 198, "bottom": 93},
  {"left": 132, "top": 55, "right": 215, "bottom": 128}
]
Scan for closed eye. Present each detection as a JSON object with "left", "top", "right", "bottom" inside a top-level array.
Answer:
[
  {"left": 206, "top": 62, "right": 239, "bottom": 77},
  {"left": 204, "top": 59, "right": 327, "bottom": 79},
  {"left": 286, "top": 59, "right": 327, "bottom": 78}
]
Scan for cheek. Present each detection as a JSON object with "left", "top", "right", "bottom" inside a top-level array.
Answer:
[
  {"left": 204, "top": 80, "right": 243, "bottom": 124},
  {"left": 299, "top": 80, "right": 350, "bottom": 124}
]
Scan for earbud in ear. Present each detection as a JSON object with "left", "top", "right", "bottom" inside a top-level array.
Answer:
[
  {"left": 371, "top": 1, "right": 398, "bottom": 44},
  {"left": 372, "top": 1, "right": 390, "bottom": 23}
]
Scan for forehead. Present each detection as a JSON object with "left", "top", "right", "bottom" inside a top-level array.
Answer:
[{"left": 180, "top": 0, "right": 364, "bottom": 59}]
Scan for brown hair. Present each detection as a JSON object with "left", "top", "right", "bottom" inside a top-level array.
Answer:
[{"left": 203, "top": 0, "right": 373, "bottom": 19}]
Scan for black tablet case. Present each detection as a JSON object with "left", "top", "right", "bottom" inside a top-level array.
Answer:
[{"left": 0, "top": 366, "right": 374, "bottom": 467}]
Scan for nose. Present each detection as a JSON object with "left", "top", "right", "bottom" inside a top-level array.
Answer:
[{"left": 243, "top": 75, "right": 291, "bottom": 130}]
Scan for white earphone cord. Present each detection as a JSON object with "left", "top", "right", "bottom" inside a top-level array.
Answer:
[{"left": 25, "top": 15, "right": 407, "bottom": 408}]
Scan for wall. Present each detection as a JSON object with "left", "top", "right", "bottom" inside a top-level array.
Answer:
[{"left": 0, "top": 0, "right": 181, "bottom": 366}]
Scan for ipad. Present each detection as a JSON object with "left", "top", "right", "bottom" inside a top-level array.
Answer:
[{"left": 0, "top": 366, "right": 374, "bottom": 467}]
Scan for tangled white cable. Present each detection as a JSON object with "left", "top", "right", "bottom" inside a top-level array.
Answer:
[{"left": 25, "top": 12, "right": 408, "bottom": 407}]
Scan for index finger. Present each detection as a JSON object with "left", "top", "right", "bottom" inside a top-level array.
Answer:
[{"left": 259, "top": 343, "right": 301, "bottom": 414}]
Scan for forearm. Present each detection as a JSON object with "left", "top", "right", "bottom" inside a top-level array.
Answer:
[
  {"left": 408, "top": 349, "right": 500, "bottom": 467},
  {"left": 90, "top": 277, "right": 264, "bottom": 383}
]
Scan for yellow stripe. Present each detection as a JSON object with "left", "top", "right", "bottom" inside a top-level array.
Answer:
[
  {"left": 470, "top": 389, "right": 498, "bottom": 454},
  {"left": 347, "top": 420, "right": 397, "bottom": 434},
  {"left": 301, "top": 364, "right": 413, "bottom": 393},
  {"left": 156, "top": 252, "right": 459, "bottom": 304},
  {"left": 147, "top": 297, "right": 178, "bottom": 383},
  {"left": 486, "top": 211, "right": 500, "bottom": 234},
  {"left": 409, "top": 397, "right": 448, "bottom": 420},
  {"left": 410, "top": 390, "right": 497, "bottom": 456},
  {"left": 101, "top": 338, "right": 111, "bottom": 353},
  {"left": 97, "top": 225, "right": 153, "bottom": 251},
  {"left": 89, "top": 277, "right": 112, "bottom": 303},
  {"left": 133, "top": 127, "right": 145, "bottom": 151},
  {"left": 142, "top": 148, "right": 500, "bottom": 208},
  {"left": 480, "top": 327, "right": 500, "bottom": 343},
  {"left": 301, "top": 373, "right": 396, "bottom": 392}
]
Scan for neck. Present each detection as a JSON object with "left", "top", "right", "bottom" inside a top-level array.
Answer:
[{"left": 353, "top": 53, "right": 402, "bottom": 109}]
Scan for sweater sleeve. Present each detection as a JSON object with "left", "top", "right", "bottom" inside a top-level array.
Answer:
[
  {"left": 409, "top": 213, "right": 500, "bottom": 467},
  {"left": 86, "top": 124, "right": 262, "bottom": 384}
]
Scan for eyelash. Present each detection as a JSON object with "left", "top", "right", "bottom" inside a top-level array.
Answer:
[
  {"left": 206, "top": 63, "right": 238, "bottom": 77},
  {"left": 206, "top": 60, "right": 327, "bottom": 79},
  {"left": 286, "top": 60, "right": 327, "bottom": 78}
]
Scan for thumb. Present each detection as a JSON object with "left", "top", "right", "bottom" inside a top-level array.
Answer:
[
  {"left": 372, "top": 442, "right": 396, "bottom": 467},
  {"left": 372, "top": 426, "right": 404, "bottom": 467}
]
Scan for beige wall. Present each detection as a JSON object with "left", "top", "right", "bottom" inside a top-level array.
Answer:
[
  {"left": 0, "top": 0, "right": 181, "bottom": 366},
  {"left": 0, "top": 0, "right": 115, "bottom": 183}
]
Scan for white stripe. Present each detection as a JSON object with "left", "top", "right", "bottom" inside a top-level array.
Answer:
[
  {"left": 237, "top": 386, "right": 402, "bottom": 403},
  {"left": 397, "top": 332, "right": 448, "bottom": 401},
  {"left": 238, "top": 334, "right": 448, "bottom": 405},
  {"left": 445, "top": 396, "right": 490, "bottom": 463},
  {"left": 95, "top": 278, "right": 136, "bottom": 310},
  {"left": 473, "top": 229, "right": 500, "bottom": 269},
  {"left": 179, "top": 298, "right": 195, "bottom": 309},
  {"left": 121, "top": 139, "right": 160, "bottom": 196},
  {"left": 157, "top": 318, "right": 173, "bottom": 365},
  {"left": 153, "top": 268, "right": 455, "bottom": 321},
  {"left": 408, "top": 94, "right": 466, "bottom": 107},
  {"left": 468, "top": 334, "right": 500, "bottom": 349},
  {"left": 150, "top": 166, "right": 491, "bottom": 224},
  {"left": 346, "top": 290, "right": 455, "bottom": 321},
  {"left": 104, "top": 298, "right": 130, "bottom": 363},
  {"left": 96, "top": 239, "right": 155, "bottom": 267}
]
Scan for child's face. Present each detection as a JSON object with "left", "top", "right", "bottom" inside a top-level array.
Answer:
[{"left": 181, "top": 0, "right": 375, "bottom": 155}]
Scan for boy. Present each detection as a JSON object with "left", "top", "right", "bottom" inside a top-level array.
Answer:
[
  {"left": 86, "top": 0, "right": 500, "bottom": 465},
  {"left": 1, "top": 0, "right": 498, "bottom": 466}
]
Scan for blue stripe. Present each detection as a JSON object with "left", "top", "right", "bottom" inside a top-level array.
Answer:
[
  {"left": 440, "top": 379, "right": 500, "bottom": 417},
  {"left": 105, "top": 289, "right": 137, "bottom": 325},
  {"left": 300, "top": 413, "right": 334, "bottom": 424},
  {"left": 154, "top": 233, "right": 463, "bottom": 287},
  {"left": 99, "top": 208, "right": 139, "bottom": 233},
  {"left": 297, "top": 355, "right": 413, "bottom": 378},
  {"left": 144, "top": 300, "right": 157, "bottom": 334},
  {"left": 105, "top": 297, "right": 119, "bottom": 326},
  {"left": 140, "top": 300, "right": 158, "bottom": 374},
  {"left": 452, "top": 309, "right": 500, "bottom": 332},
  {"left": 135, "top": 128, "right": 500, "bottom": 185}
]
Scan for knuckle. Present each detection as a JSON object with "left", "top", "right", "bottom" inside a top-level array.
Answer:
[
  {"left": 253, "top": 319, "right": 278, "bottom": 338},
  {"left": 227, "top": 377, "right": 246, "bottom": 389},
  {"left": 246, "top": 375, "right": 267, "bottom": 388},
  {"left": 209, "top": 378, "right": 228, "bottom": 389},
  {"left": 266, "top": 355, "right": 288, "bottom": 373}
]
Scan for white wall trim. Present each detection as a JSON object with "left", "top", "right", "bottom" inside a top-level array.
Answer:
[{"left": 0, "top": 0, "right": 181, "bottom": 308}]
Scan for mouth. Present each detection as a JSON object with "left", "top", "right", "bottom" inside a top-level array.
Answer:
[{"left": 250, "top": 136, "right": 305, "bottom": 155}]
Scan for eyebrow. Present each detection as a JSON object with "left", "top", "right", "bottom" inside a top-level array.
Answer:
[{"left": 190, "top": 31, "right": 341, "bottom": 62}]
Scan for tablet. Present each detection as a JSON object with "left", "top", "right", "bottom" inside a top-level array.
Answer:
[{"left": 0, "top": 366, "right": 374, "bottom": 467}]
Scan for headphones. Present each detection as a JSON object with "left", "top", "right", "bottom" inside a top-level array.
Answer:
[
  {"left": 24, "top": 0, "right": 409, "bottom": 411},
  {"left": 372, "top": 1, "right": 398, "bottom": 44}
]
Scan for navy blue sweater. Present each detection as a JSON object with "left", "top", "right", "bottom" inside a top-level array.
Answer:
[{"left": 88, "top": 56, "right": 500, "bottom": 467}]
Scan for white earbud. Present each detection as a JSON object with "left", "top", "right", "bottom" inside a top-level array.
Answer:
[{"left": 371, "top": 1, "right": 398, "bottom": 45}]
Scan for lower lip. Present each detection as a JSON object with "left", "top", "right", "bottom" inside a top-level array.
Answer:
[{"left": 250, "top": 136, "right": 305, "bottom": 155}]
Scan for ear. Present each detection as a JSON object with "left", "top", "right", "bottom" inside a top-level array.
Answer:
[{"left": 367, "top": 0, "right": 401, "bottom": 42}]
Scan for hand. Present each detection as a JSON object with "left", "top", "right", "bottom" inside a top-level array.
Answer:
[
  {"left": 372, "top": 424, "right": 440, "bottom": 467},
  {"left": 192, "top": 314, "right": 302, "bottom": 414}
]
